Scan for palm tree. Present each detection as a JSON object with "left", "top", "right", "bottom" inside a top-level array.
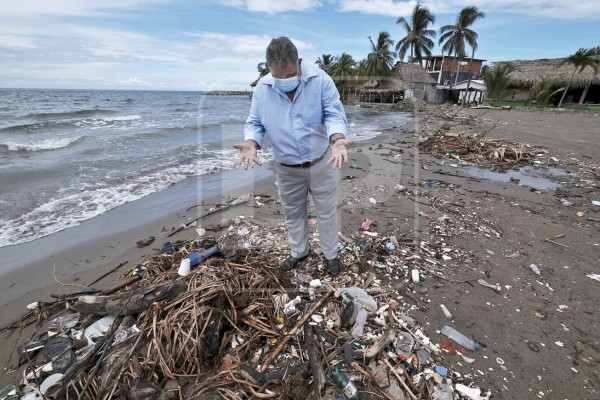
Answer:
[
  {"left": 250, "top": 62, "right": 270, "bottom": 87},
  {"left": 483, "top": 63, "right": 515, "bottom": 106},
  {"left": 531, "top": 76, "right": 565, "bottom": 107},
  {"left": 557, "top": 47, "right": 600, "bottom": 106},
  {"left": 438, "top": 6, "right": 485, "bottom": 92},
  {"left": 316, "top": 54, "right": 336, "bottom": 75},
  {"left": 330, "top": 52, "right": 357, "bottom": 100},
  {"left": 365, "top": 32, "right": 396, "bottom": 78},
  {"left": 395, "top": 4, "right": 436, "bottom": 65}
]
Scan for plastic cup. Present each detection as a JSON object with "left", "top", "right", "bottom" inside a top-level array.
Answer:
[
  {"left": 178, "top": 258, "right": 191, "bottom": 276},
  {"left": 411, "top": 269, "right": 420, "bottom": 283}
]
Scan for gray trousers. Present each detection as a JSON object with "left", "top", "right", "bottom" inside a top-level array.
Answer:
[{"left": 274, "top": 151, "right": 340, "bottom": 260}]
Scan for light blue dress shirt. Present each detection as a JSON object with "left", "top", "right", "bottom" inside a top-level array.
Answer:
[{"left": 244, "top": 62, "right": 348, "bottom": 165}]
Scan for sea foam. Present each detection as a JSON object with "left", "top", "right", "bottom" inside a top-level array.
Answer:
[{"left": 1, "top": 136, "right": 83, "bottom": 152}]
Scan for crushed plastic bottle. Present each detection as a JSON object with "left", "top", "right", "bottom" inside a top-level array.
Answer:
[
  {"left": 530, "top": 264, "right": 541, "bottom": 275},
  {"left": 283, "top": 296, "right": 302, "bottom": 315},
  {"left": 335, "top": 287, "right": 377, "bottom": 338},
  {"left": 433, "top": 383, "right": 453, "bottom": 400},
  {"left": 188, "top": 246, "right": 219, "bottom": 267},
  {"left": 441, "top": 325, "right": 480, "bottom": 351}
]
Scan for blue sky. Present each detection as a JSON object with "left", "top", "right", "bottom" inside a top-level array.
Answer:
[{"left": 1, "top": 0, "right": 599, "bottom": 90}]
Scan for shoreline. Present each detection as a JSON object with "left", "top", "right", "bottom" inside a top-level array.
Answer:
[{"left": 0, "top": 129, "right": 396, "bottom": 322}]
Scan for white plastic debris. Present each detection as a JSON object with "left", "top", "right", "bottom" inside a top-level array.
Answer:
[
  {"left": 26, "top": 302, "right": 39, "bottom": 310},
  {"left": 395, "top": 184, "right": 406, "bottom": 192},
  {"left": 84, "top": 315, "right": 117, "bottom": 345},
  {"left": 40, "top": 373, "right": 64, "bottom": 395},
  {"left": 587, "top": 274, "right": 600, "bottom": 281},
  {"left": 440, "top": 304, "right": 453, "bottom": 319},
  {"left": 309, "top": 279, "right": 322, "bottom": 288},
  {"left": 195, "top": 227, "right": 206, "bottom": 237},
  {"left": 477, "top": 279, "right": 501, "bottom": 292},
  {"left": 411, "top": 269, "right": 420, "bottom": 283},
  {"left": 283, "top": 296, "right": 301, "bottom": 315},
  {"left": 369, "top": 197, "right": 377, "bottom": 204},
  {"left": 455, "top": 383, "right": 491, "bottom": 400},
  {"left": 530, "top": 264, "right": 541, "bottom": 275}
]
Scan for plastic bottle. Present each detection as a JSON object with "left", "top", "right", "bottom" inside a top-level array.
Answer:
[
  {"left": 331, "top": 365, "right": 360, "bottom": 400},
  {"left": 188, "top": 246, "right": 219, "bottom": 267},
  {"left": 433, "top": 383, "right": 453, "bottom": 400},
  {"left": 351, "top": 304, "right": 369, "bottom": 338},
  {"left": 440, "top": 325, "right": 480, "bottom": 351}
]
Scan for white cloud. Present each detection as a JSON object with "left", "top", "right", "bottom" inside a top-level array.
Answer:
[
  {"left": 219, "top": 0, "right": 322, "bottom": 13},
  {"left": 0, "top": 0, "right": 169, "bottom": 17},
  {"left": 69, "top": 26, "right": 189, "bottom": 63},
  {"left": 187, "top": 32, "right": 314, "bottom": 60},
  {"left": 336, "top": 0, "right": 417, "bottom": 16},
  {"left": 0, "top": 34, "right": 38, "bottom": 49},
  {"left": 334, "top": 0, "right": 600, "bottom": 19}
]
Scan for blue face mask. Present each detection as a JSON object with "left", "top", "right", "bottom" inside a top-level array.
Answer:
[{"left": 274, "top": 75, "right": 300, "bottom": 92}]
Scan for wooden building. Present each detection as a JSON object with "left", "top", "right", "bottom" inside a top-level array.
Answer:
[{"left": 424, "top": 55, "right": 486, "bottom": 86}]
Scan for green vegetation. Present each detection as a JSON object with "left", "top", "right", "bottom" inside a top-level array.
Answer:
[
  {"left": 557, "top": 47, "right": 600, "bottom": 106},
  {"left": 531, "top": 76, "right": 565, "bottom": 106},
  {"left": 395, "top": 4, "right": 436, "bottom": 65},
  {"left": 483, "top": 63, "right": 515, "bottom": 106},
  {"left": 438, "top": 6, "right": 485, "bottom": 90},
  {"left": 366, "top": 32, "right": 396, "bottom": 77}
]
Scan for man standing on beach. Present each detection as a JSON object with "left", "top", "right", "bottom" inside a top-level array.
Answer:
[{"left": 233, "top": 36, "right": 351, "bottom": 276}]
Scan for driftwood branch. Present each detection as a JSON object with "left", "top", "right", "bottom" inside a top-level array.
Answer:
[
  {"left": 73, "top": 280, "right": 186, "bottom": 316},
  {"left": 260, "top": 290, "right": 333, "bottom": 372}
]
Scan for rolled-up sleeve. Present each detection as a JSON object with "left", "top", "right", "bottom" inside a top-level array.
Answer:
[
  {"left": 244, "top": 90, "right": 265, "bottom": 148},
  {"left": 321, "top": 75, "right": 348, "bottom": 137}
]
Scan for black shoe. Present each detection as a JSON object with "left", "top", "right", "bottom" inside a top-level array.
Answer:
[
  {"left": 326, "top": 257, "right": 341, "bottom": 277},
  {"left": 281, "top": 253, "right": 309, "bottom": 271}
]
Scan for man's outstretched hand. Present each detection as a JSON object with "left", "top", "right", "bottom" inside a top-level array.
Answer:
[
  {"left": 327, "top": 138, "right": 353, "bottom": 169},
  {"left": 232, "top": 140, "right": 262, "bottom": 170}
]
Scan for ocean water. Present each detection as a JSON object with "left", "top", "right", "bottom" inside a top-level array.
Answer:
[{"left": 0, "top": 88, "right": 407, "bottom": 247}]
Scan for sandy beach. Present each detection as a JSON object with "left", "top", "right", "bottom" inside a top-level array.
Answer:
[{"left": 1, "top": 104, "right": 599, "bottom": 399}]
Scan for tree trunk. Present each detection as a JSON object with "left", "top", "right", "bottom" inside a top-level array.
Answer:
[
  {"left": 449, "top": 51, "right": 456, "bottom": 91},
  {"left": 557, "top": 82, "right": 571, "bottom": 107},
  {"left": 579, "top": 83, "right": 590, "bottom": 104},
  {"left": 454, "top": 51, "right": 463, "bottom": 86},
  {"left": 409, "top": 47, "right": 414, "bottom": 99},
  {"left": 557, "top": 70, "right": 577, "bottom": 107},
  {"left": 463, "top": 48, "right": 476, "bottom": 105}
]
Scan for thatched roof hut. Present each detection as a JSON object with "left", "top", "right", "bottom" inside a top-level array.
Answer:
[
  {"left": 496, "top": 57, "right": 600, "bottom": 89},
  {"left": 362, "top": 61, "right": 436, "bottom": 92},
  {"left": 359, "top": 62, "right": 437, "bottom": 103}
]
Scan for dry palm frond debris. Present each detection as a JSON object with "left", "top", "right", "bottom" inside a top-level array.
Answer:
[
  {"left": 419, "top": 133, "right": 544, "bottom": 170},
  {"left": 4, "top": 227, "right": 491, "bottom": 399}
]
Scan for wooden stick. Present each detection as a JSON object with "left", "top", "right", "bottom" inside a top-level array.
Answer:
[
  {"left": 383, "top": 358, "right": 418, "bottom": 400},
  {"left": 545, "top": 239, "right": 568, "bottom": 248},
  {"left": 100, "top": 275, "right": 141, "bottom": 295},
  {"left": 88, "top": 261, "right": 128, "bottom": 287},
  {"left": 260, "top": 290, "right": 333, "bottom": 372}
]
